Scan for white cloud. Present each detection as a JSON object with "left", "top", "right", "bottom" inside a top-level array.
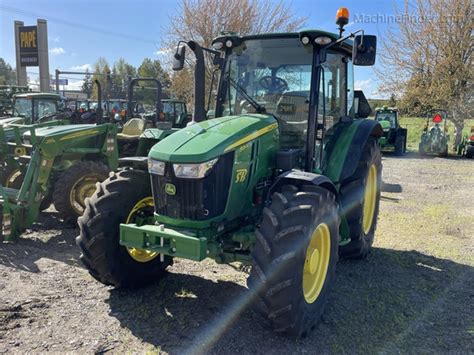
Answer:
[
  {"left": 50, "top": 36, "right": 60, "bottom": 43},
  {"left": 70, "top": 64, "right": 92, "bottom": 71},
  {"left": 49, "top": 47, "right": 65, "bottom": 55},
  {"left": 155, "top": 48, "right": 172, "bottom": 57},
  {"left": 66, "top": 80, "right": 85, "bottom": 90},
  {"left": 355, "top": 79, "right": 373, "bottom": 92}
]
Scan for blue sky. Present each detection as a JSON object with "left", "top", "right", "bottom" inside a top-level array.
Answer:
[{"left": 0, "top": 0, "right": 403, "bottom": 98}]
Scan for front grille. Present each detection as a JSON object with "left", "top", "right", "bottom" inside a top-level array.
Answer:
[{"left": 151, "top": 152, "right": 234, "bottom": 220}]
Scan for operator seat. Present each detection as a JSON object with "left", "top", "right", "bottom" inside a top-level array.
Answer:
[
  {"left": 117, "top": 118, "right": 146, "bottom": 141},
  {"left": 276, "top": 91, "right": 309, "bottom": 149}
]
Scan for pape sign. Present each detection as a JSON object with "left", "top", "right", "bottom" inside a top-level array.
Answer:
[{"left": 19, "top": 26, "right": 39, "bottom": 66}]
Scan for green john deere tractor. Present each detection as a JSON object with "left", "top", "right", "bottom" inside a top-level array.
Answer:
[
  {"left": 0, "top": 122, "right": 118, "bottom": 241},
  {"left": 456, "top": 126, "right": 474, "bottom": 159},
  {"left": 78, "top": 9, "right": 382, "bottom": 337},
  {"left": 0, "top": 85, "right": 30, "bottom": 117},
  {"left": 419, "top": 110, "right": 449, "bottom": 157},
  {"left": 374, "top": 106, "right": 407, "bottom": 155}
]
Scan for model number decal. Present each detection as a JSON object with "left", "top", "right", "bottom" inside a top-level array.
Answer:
[{"left": 235, "top": 168, "right": 248, "bottom": 183}]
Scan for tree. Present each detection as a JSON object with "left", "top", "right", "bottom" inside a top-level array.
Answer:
[
  {"left": 82, "top": 69, "right": 93, "bottom": 99},
  {"left": 165, "top": 0, "right": 306, "bottom": 104},
  {"left": 377, "top": 0, "right": 473, "bottom": 145},
  {"left": 135, "top": 58, "right": 170, "bottom": 103},
  {"left": 92, "top": 57, "right": 111, "bottom": 99},
  {"left": 0, "top": 58, "right": 16, "bottom": 85},
  {"left": 111, "top": 58, "right": 137, "bottom": 99}
]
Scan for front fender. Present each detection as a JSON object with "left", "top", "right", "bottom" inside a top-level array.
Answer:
[
  {"left": 323, "top": 119, "right": 382, "bottom": 185},
  {"left": 270, "top": 169, "right": 337, "bottom": 196}
]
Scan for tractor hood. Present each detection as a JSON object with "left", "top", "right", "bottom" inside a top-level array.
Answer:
[
  {"left": 149, "top": 114, "right": 278, "bottom": 163},
  {"left": 22, "top": 124, "right": 98, "bottom": 140},
  {"left": 0, "top": 116, "right": 24, "bottom": 127}
]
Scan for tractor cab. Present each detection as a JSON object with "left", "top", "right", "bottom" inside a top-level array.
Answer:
[
  {"left": 375, "top": 107, "right": 398, "bottom": 130},
  {"left": 1, "top": 92, "right": 68, "bottom": 127}
]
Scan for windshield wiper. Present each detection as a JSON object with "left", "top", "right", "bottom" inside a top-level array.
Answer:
[{"left": 226, "top": 75, "right": 266, "bottom": 114}]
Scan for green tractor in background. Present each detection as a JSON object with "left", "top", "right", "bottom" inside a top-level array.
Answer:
[
  {"left": 0, "top": 85, "right": 30, "bottom": 117},
  {"left": 0, "top": 92, "right": 70, "bottom": 129},
  {"left": 0, "top": 122, "right": 118, "bottom": 241},
  {"left": 456, "top": 125, "right": 474, "bottom": 158},
  {"left": 419, "top": 110, "right": 449, "bottom": 157},
  {"left": 78, "top": 8, "right": 383, "bottom": 337},
  {"left": 374, "top": 106, "right": 407, "bottom": 155}
]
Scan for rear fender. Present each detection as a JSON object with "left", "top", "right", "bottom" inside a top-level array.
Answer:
[{"left": 323, "top": 119, "right": 382, "bottom": 185}]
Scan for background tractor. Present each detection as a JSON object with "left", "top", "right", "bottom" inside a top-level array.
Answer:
[
  {"left": 456, "top": 126, "right": 474, "bottom": 158},
  {"left": 0, "top": 85, "right": 30, "bottom": 117},
  {"left": 419, "top": 110, "right": 449, "bottom": 157},
  {"left": 374, "top": 106, "right": 407, "bottom": 155},
  {"left": 0, "top": 122, "right": 118, "bottom": 241},
  {"left": 78, "top": 8, "right": 382, "bottom": 338}
]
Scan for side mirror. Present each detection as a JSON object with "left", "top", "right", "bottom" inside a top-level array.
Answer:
[
  {"left": 354, "top": 90, "right": 371, "bottom": 118},
  {"left": 173, "top": 45, "right": 186, "bottom": 71},
  {"left": 353, "top": 35, "right": 377, "bottom": 66}
]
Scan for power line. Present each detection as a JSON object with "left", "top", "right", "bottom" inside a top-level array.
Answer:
[{"left": 0, "top": 4, "right": 159, "bottom": 45}]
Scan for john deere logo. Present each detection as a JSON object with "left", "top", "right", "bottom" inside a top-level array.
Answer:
[{"left": 165, "top": 183, "right": 176, "bottom": 195}]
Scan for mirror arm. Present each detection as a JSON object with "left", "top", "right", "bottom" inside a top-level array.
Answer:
[{"left": 323, "top": 29, "right": 364, "bottom": 51}]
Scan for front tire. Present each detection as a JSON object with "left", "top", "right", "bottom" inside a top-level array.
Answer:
[
  {"left": 52, "top": 161, "right": 110, "bottom": 223},
  {"left": 76, "top": 169, "right": 171, "bottom": 288},
  {"left": 247, "top": 185, "right": 340, "bottom": 338},
  {"left": 339, "top": 136, "right": 382, "bottom": 259}
]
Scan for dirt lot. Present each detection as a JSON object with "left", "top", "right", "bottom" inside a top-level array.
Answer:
[{"left": 0, "top": 153, "right": 473, "bottom": 354}]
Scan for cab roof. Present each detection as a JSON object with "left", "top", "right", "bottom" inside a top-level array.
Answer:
[
  {"left": 14, "top": 92, "right": 64, "bottom": 100},
  {"left": 213, "top": 30, "right": 354, "bottom": 54}
]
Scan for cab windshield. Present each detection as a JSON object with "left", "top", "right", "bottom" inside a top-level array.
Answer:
[
  {"left": 220, "top": 38, "right": 312, "bottom": 149},
  {"left": 219, "top": 37, "right": 350, "bottom": 150},
  {"left": 375, "top": 111, "right": 396, "bottom": 128},
  {"left": 13, "top": 98, "right": 32, "bottom": 119}
]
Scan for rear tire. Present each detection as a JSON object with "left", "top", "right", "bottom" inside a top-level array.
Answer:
[
  {"left": 76, "top": 169, "right": 171, "bottom": 288},
  {"left": 466, "top": 146, "right": 474, "bottom": 159},
  {"left": 339, "top": 136, "right": 382, "bottom": 259},
  {"left": 52, "top": 161, "right": 110, "bottom": 223},
  {"left": 394, "top": 132, "right": 404, "bottom": 156},
  {"left": 247, "top": 185, "right": 339, "bottom": 338}
]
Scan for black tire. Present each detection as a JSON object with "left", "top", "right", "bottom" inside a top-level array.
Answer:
[
  {"left": 466, "top": 146, "right": 474, "bottom": 159},
  {"left": 76, "top": 169, "right": 171, "bottom": 288},
  {"left": 1, "top": 163, "right": 23, "bottom": 189},
  {"left": 52, "top": 161, "right": 110, "bottom": 223},
  {"left": 247, "top": 185, "right": 340, "bottom": 338},
  {"left": 339, "top": 136, "right": 382, "bottom": 259},
  {"left": 440, "top": 145, "right": 448, "bottom": 158},
  {"left": 419, "top": 143, "right": 425, "bottom": 155},
  {"left": 1, "top": 163, "right": 53, "bottom": 211},
  {"left": 394, "top": 132, "right": 404, "bottom": 156}
]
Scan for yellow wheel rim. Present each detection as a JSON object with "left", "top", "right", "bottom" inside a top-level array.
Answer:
[
  {"left": 362, "top": 164, "right": 377, "bottom": 235},
  {"left": 69, "top": 175, "right": 104, "bottom": 216},
  {"left": 302, "top": 223, "right": 331, "bottom": 304},
  {"left": 5, "top": 169, "right": 22, "bottom": 188},
  {"left": 125, "top": 197, "right": 159, "bottom": 263}
]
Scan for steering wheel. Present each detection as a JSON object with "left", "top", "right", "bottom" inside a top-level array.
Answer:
[{"left": 259, "top": 76, "right": 288, "bottom": 94}]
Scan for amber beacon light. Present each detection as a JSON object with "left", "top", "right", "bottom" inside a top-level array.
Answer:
[{"left": 336, "top": 7, "right": 350, "bottom": 26}]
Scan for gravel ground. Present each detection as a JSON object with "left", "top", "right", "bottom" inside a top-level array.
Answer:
[{"left": 0, "top": 153, "right": 473, "bottom": 354}]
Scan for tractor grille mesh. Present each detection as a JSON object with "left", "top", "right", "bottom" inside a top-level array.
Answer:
[{"left": 151, "top": 152, "right": 234, "bottom": 220}]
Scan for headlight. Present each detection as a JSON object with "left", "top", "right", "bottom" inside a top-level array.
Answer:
[
  {"left": 148, "top": 158, "right": 165, "bottom": 175},
  {"left": 173, "top": 158, "right": 218, "bottom": 179}
]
